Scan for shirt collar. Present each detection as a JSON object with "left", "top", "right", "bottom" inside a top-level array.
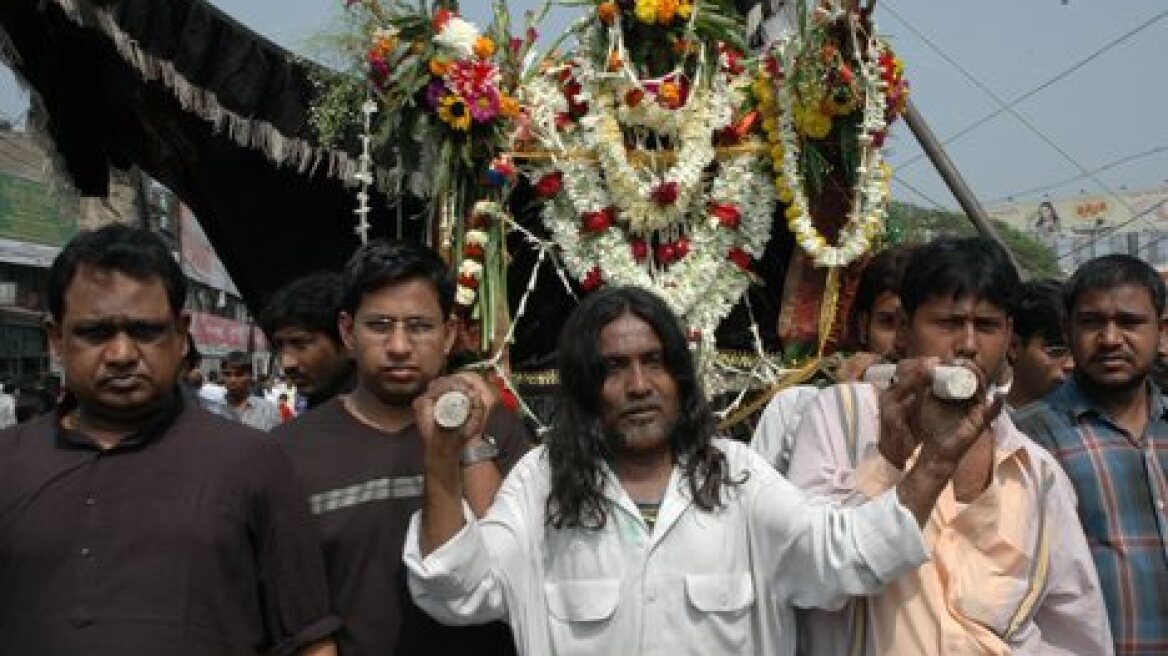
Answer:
[
  {"left": 1059, "top": 374, "right": 1168, "bottom": 422},
  {"left": 55, "top": 389, "right": 185, "bottom": 451}
]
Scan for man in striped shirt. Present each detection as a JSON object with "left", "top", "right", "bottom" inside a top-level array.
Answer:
[{"left": 1015, "top": 254, "right": 1168, "bottom": 655}]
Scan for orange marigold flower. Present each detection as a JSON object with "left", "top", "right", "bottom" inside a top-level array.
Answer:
[
  {"left": 473, "top": 36, "right": 495, "bottom": 60},
  {"left": 607, "top": 51, "right": 623, "bottom": 71},
  {"left": 656, "top": 0, "right": 679, "bottom": 23},
  {"left": 659, "top": 81, "right": 681, "bottom": 107},
  {"left": 498, "top": 95, "right": 521, "bottom": 118},
  {"left": 429, "top": 58, "right": 450, "bottom": 77},
  {"left": 597, "top": 1, "right": 618, "bottom": 24}
]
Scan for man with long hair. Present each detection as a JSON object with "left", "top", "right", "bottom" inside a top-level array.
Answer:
[{"left": 405, "top": 285, "right": 1002, "bottom": 655}]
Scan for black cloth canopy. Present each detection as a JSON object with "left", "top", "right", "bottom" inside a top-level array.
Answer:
[{"left": 0, "top": 0, "right": 412, "bottom": 307}]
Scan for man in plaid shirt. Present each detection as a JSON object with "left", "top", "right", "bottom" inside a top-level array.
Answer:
[{"left": 1015, "top": 254, "right": 1168, "bottom": 655}]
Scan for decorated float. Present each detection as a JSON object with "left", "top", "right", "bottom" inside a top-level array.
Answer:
[{"left": 320, "top": 0, "right": 909, "bottom": 431}]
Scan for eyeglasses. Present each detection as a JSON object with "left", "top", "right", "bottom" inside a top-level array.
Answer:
[{"left": 360, "top": 316, "right": 442, "bottom": 342}]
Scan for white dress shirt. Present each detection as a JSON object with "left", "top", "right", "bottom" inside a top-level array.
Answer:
[{"left": 404, "top": 439, "right": 929, "bottom": 656}]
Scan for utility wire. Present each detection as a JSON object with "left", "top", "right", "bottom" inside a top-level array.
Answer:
[
  {"left": 881, "top": 2, "right": 1164, "bottom": 253},
  {"left": 891, "top": 173, "right": 949, "bottom": 211},
  {"left": 885, "top": 4, "right": 1168, "bottom": 170},
  {"left": 1055, "top": 197, "right": 1168, "bottom": 263},
  {"left": 985, "top": 144, "right": 1168, "bottom": 204}
]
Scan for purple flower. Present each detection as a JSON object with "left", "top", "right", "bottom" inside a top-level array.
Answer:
[{"left": 425, "top": 80, "right": 448, "bottom": 110}]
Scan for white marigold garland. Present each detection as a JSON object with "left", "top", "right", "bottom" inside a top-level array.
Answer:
[
  {"left": 520, "top": 56, "right": 775, "bottom": 338},
  {"left": 769, "top": 26, "right": 892, "bottom": 268}
]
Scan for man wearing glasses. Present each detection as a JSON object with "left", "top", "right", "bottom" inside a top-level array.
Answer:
[
  {"left": 276, "top": 240, "right": 529, "bottom": 655},
  {"left": 1005, "top": 279, "right": 1075, "bottom": 412}
]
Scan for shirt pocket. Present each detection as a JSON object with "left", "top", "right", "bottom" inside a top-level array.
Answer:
[
  {"left": 545, "top": 578, "right": 621, "bottom": 655},
  {"left": 948, "top": 539, "right": 1034, "bottom": 641},
  {"left": 683, "top": 572, "right": 756, "bottom": 652}
]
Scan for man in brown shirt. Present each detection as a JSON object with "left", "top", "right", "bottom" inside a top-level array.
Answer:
[{"left": 0, "top": 224, "right": 339, "bottom": 655}]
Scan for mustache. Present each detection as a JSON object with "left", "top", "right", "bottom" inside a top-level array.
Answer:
[{"left": 619, "top": 402, "right": 660, "bottom": 417}]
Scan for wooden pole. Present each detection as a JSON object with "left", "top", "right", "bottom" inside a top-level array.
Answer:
[{"left": 902, "top": 99, "right": 1027, "bottom": 278}]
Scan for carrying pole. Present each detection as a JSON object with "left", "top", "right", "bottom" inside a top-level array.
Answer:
[{"left": 902, "top": 99, "right": 1027, "bottom": 278}]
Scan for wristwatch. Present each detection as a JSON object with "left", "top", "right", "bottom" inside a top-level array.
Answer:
[{"left": 460, "top": 435, "right": 500, "bottom": 466}]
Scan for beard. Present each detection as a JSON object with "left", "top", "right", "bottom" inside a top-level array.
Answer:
[
  {"left": 603, "top": 414, "right": 682, "bottom": 457},
  {"left": 1078, "top": 364, "right": 1151, "bottom": 395}
]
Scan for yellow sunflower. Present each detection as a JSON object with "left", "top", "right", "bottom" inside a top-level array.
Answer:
[{"left": 438, "top": 94, "right": 471, "bottom": 131}]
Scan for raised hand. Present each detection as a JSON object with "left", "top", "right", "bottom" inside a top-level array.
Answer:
[{"left": 414, "top": 372, "right": 493, "bottom": 461}]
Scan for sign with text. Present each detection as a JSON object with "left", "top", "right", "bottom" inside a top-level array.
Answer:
[
  {"left": 188, "top": 311, "right": 252, "bottom": 353},
  {"left": 0, "top": 171, "right": 78, "bottom": 246}
]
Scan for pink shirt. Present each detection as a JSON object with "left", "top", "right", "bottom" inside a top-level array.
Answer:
[{"left": 785, "top": 383, "right": 1113, "bottom": 655}]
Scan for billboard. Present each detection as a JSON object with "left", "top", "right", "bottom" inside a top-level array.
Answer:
[
  {"left": 188, "top": 310, "right": 254, "bottom": 354},
  {"left": 0, "top": 170, "right": 78, "bottom": 247},
  {"left": 988, "top": 187, "right": 1168, "bottom": 236},
  {"left": 178, "top": 204, "right": 238, "bottom": 294}
]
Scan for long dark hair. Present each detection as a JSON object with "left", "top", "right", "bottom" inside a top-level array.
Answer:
[{"left": 546, "top": 286, "right": 736, "bottom": 529}]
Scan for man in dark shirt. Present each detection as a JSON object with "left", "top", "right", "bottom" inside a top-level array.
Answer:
[
  {"left": 260, "top": 272, "right": 356, "bottom": 409},
  {"left": 0, "top": 224, "right": 339, "bottom": 656},
  {"left": 275, "top": 240, "right": 528, "bottom": 655}
]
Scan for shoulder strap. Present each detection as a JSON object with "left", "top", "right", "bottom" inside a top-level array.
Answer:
[{"left": 1004, "top": 460, "right": 1056, "bottom": 641}]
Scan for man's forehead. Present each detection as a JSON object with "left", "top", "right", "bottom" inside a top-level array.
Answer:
[
  {"left": 917, "top": 293, "right": 1008, "bottom": 316},
  {"left": 1074, "top": 284, "right": 1157, "bottom": 313},
  {"left": 599, "top": 315, "right": 664, "bottom": 353},
  {"left": 64, "top": 267, "right": 174, "bottom": 318}
]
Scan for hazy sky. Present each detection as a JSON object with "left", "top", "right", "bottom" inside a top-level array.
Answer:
[{"left": 3, "top": 0, "right": 1166, "bottom": 215}]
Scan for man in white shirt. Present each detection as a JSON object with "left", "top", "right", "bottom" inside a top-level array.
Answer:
[
  {"left": 0, "top": 382, "right": 16, "bottom": 429},
  {"left": 404, "top": 285, "right": 1004, "bottom": 656},
  {"left": 221, "top": 351, "right": 280, "bottom": 431}
]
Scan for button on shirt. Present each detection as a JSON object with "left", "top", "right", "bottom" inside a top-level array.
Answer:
[
  {"left": 403, "top": 439, "right": 929, "bottom": 656},
  {"left": 0, "top": 395, "right": 339, "bottom": 655},
  {"left": 1014, "top": 377, "right": 1168, "bottom": 656},
  {"left": 786, "top": 383, "right": 1113, "bottom": 655}
]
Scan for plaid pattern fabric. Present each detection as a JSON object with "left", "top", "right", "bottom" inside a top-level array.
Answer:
[{"left": 1014, "top": 378, "right": 1168, "bottom": 655}]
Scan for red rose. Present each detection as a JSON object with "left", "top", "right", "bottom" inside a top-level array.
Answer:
[
  {"left": 458, "top": 274, "right": 479, "bottom": 290},
  {"left": 674, "top": 236, "right": 690, "bottom": 258},
  {"left": 656, "top": 242, "right": 677, "bottom": 264},
  {"left": 432, "top": 8, "right": 453, "bottom": 32},
  {"left": 581, "top": 208, "right": 613, "bottom": 233},
  {"left": 631, "top": 238, "right": 648, "bottom": 262},
  {"left": 535, "top": 171, "right": 563, "bottom": 198},
  {"left": 464, "top": 243, "right": 484, "bottom": 258},
  {"left": 581, "top": 266, "right": 603, "bottom": 291},
  {"left": 710, "top": 202, "right": 742, "bottom": 229},
  {"left": 651, "top": 181, "right": 680, "bottom": 205},
  {"left": 728, "top": 247, "right": 753, "bottom": 271},
  {"left": 554, "top": 112, "right": 573, "bottom": 129},
  {"left": 625, "top": 88, "right": 645, "bottom": 108}
]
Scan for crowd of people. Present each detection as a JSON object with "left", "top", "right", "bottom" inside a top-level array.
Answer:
[{"left": 0, "top": 222, "right": 1165, "bottom": 655}]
